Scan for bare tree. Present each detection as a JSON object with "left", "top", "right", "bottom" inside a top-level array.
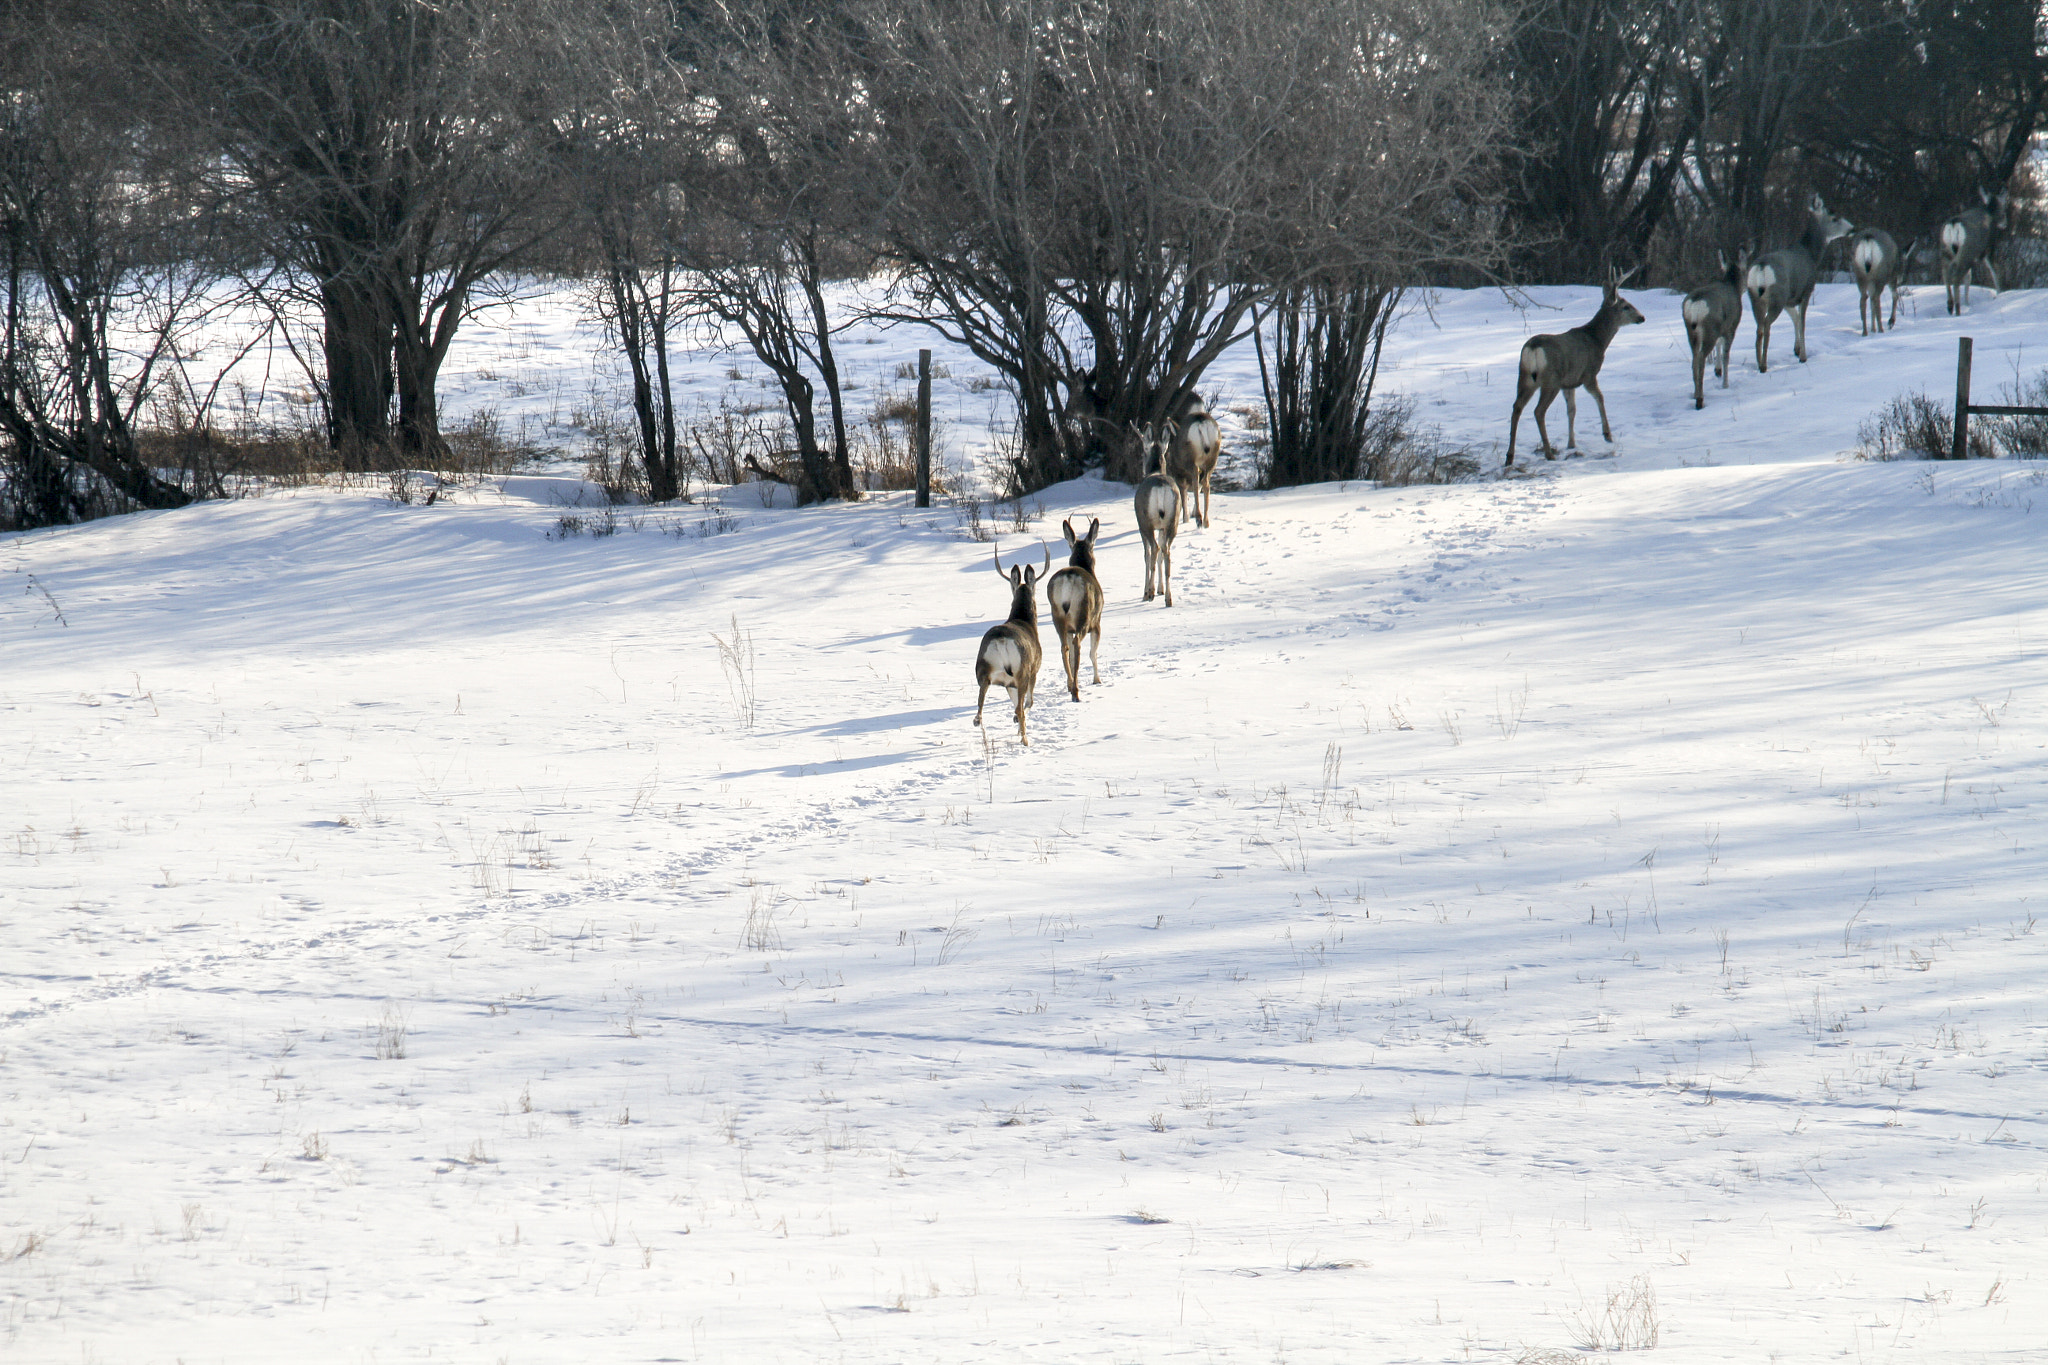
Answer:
[
  {"left": 1505, "top": 0, "right": 1705, "bottom": 281},
  {"left": 1799, "top": 0, "right": 2047, "bottom": 248},
  {"left": 1682, "top": 0, "right": 1851, "bottom": 247},
  {"left": 146, "top": 0, "right": 586, "bottom": 463},
  {"left": 854, "top": 0, "right": 1508, "bottom": 491},
  {"left": 671, "top": 1, "right": 882, "bottom": 504},
  {"left": 1, "top": 13, "right": 210, "bottom": 527},
  {"left": 566, "top": 8, "right": 703, "bottom": 503}
]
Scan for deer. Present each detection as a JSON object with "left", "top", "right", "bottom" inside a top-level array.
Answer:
[
  {"left": 1505, "top": 266, "right": 1645, "bottom": 466},
  {"left": 1167, "top": 396, "right": 1220, "bottom": 528},
  {"left": 1848, "top": 227, "right": 1910, "bottom": 335},
  {"left": 1045, "top": 517, "right": 1104, "bottom": 702},
  {"left": 1131, "top": 422, "right": 1180, "bottom": 606},
  {"left": 973, "top": 541, "right": 1050, "bottom": 745},
  {"left": 1940, "top": 190, "right": 2003, "bottom": 315},
  {"left": 1745, "top": 195, "right": 1854, "bottom": 372},
  {"left": 1682, "top": 248, "right": 1747, "bottom": 410}
]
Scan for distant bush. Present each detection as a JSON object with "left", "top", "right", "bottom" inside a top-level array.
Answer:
[
  {"left": 1858, "top": 371, "right": 2048, "bottom": 462},
  {"left": 1856, "top": 392, "right": 1993, "bottom": 461},
  {"left": 1260, "top": 393, "right": 1478, "bottom": 487},
  {"left": 1986, "top": 369, "right": 2048, "bottom": 458}
]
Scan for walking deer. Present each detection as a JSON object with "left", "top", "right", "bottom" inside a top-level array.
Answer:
[
  {"left": 1745, "top": 195, "right": 1853, "bottom": 371},
  {"left": 1682, "top": 249, "right": 1747, "bottom": 409},
  {"left": 1045, "top": 517, "right": 1104, "bottom": 702},
  {"left": 1849, "top": 227, "right": 1908, "bottom": 335},
  {"left": 1940, "top": 191, "right": 2003, "bottom": 315},
  {"left": 1505, "top": 267, "right": 1645, "bottom": 466},
  {"left": 1132, "top": 423, "right": 1180, "bottom": 606},
  {"left": 1168, "top": 397, "right": 1220, "bottom": 528},
  {"left": 973, "top": 541, "right": 1050, "bottom": 744}
]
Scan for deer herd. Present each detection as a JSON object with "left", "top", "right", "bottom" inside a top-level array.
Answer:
[
  {"left": 974, "top": 401, "right": 1216, "bottom": 744},
  {"left": 1505, "top": 189, "right": 2009, "bottom": 466},
  {"left": 974, "top": 190, "right": 2013, "bottom": 740}
]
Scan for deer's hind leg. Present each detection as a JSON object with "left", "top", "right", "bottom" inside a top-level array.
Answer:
[
  {"left": 1531, "top": 385, "right": 1561, "bottom": 458},
  {"left": 1087, "top": 624, "right": 1101, "bottom": 684},
  {"left": 1583, "top": 375, "right": 1614, "bottom": 443},
  {"left": 1507, "top": 374, "right": 1538, "bottom": 465}
]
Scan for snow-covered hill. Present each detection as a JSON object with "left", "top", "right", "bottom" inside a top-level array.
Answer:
[{"left": 4, "top": 282, "right": 2045, "bottom": 1363}]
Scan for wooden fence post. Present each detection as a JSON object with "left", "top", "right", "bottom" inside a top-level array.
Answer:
[
  {"left": 1951, "top": 336, "right": 1973, "bottom": 461},
  {"left": 915, "top": 349, "right": 933, "bottom": 507}
]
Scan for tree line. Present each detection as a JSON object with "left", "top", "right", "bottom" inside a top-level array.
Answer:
[{"left": 2, "top": 0, "right": 2040, "bottom": 530}]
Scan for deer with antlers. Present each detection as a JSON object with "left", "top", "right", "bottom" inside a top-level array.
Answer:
[
  {"left": 973, "top": 542, "right": 1051, "bottom": 744},
  {"left": 1506, "top": 267, "right": 1645, "bottom": 466}
]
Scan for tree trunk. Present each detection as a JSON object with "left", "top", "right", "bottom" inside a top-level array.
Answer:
[{"left": 321, "top": 276, "right": 392, "bottom": 460}]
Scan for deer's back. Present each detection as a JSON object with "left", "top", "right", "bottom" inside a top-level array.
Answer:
[
  {"left": 1851, "top": 228, "right": 1897, "bottom": 282},
  {"left": 1171, "top": 415, "right": 1221, "bottom": 478},
  {"left": 1135, "top": 475, "right": 1178, "bottom": 532},
  {"left": 977, "top": 619, "right": 1039, "bottom": 681},
  {"left": 1046, "top": 566, "right": 1101, "bottom": 630},
  {"left": 1748, "top": 247, "right": 1818, "bottom": 308},
  {"left": 1524, "top": 327, "right": 1604, "bottom": 386},
  {"left": 1683, "top": 280, "right": 1741, "bottom": 334},
  {"left": 1942, "top": 210, "right": 1991, "bottom": 262}
]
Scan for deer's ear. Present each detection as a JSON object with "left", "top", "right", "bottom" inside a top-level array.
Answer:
[{"left": 1087, "top": 517, "right": 1100, "bottom": 543}]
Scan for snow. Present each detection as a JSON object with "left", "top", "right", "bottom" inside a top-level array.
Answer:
[{"left": 4, "top": 277, "right": 2046, "bottom": 1363}]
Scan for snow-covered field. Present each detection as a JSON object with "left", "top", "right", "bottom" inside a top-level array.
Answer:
[{"left": 5, "top": 279, "right": 2046, "bottom": 1363}]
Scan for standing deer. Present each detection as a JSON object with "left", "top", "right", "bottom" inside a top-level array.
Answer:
[
  {"left": 973, "top": 541, "right": 1050, "bottom": 744},
  {"left": 1682, "top": 249, "right": 1747, "bottom": 409},
  {"left": 1940, "top": 191, "right": 2003, "bottom": 315},
  {"left": 1168, "top": 397, "right": 1220, "bottom": 528},
  {"left": 1131, "top": 423, "right": 1180, "bottom": 606},
  {"left": 1045, "top": 517, "right": 1104, "bottom": 701},
  {"left": 1505, "top": 267, "right": 1645, "bottom": 466},
  {"left": 1745, "top": 195, "right": 1854, "bottom": 372},
  {"left": 1848, "top": 227, "right": 1909, "bottom": 335}
]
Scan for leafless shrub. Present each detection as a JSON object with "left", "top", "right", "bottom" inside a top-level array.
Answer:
[
  {"left": 1857, "top": 392, "right": 1993, "bottom": 461},
  {"left": 953, "top": 496, "right": 992, "bottom": 542},
  {"left": 851, "top": 390, "right": 948, "bottom": 493},
  {"left": 374, "top": 1003, "right": 409, "bottom": 1060},
  {"left": 1566, "top": 1276, "right": 1660, "bottom": 1351},
  {"left": 682, "top": 394, "right": 794, "bottom": 487},
  {"left": 712, "top": 613, "right": 757, "bottom": 729},
  {"left": 579, "top": 401, "right": 650, "bottom": 503},
  {"left": 1348, "top": 396, "right": 1481, "bottom": 485},
  {"left": 1987, "top": 369, "right": 2048, "bottom": 458},
  {"left": 740, "top": 886, "right": 784, "bottom": 951}
]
